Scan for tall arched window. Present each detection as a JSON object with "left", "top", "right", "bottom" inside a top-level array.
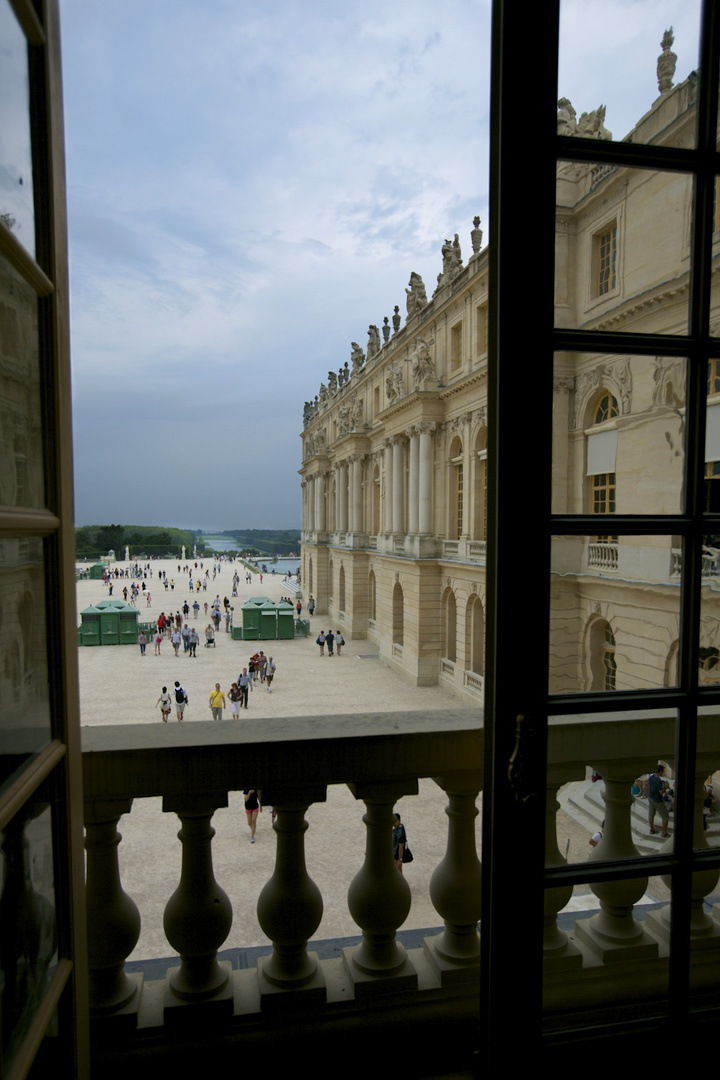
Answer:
[
  {"left": 466, "top": 595, "right": 484, "bottom": 676},
  {"left": 449, "top": 435, "right": 463, "bottom": 540},
  {"left": 368, "top": 569, "right": 376, "bottom": 622},
  {"left": 441, "top": 587, "right": 457, "bottom": 662},
  {"left": 328, "top": 557, "right": 334, "bottom": 601},
  {"left": 372, "top": 463, "right": 380, "bottom": 535},
  {"left": 588, "top": 618, "right": 617, "bottom": 691},
  {"left": 473, "top": 427, "right": 488, "bottom": 540},
  {"left": 392, "top": 582, "right": 404, "bottom": 646},
  {"left": 339, "top": 564, "right": 346, "bottom": 612},
  {"left": 587, "top": 391, "right": 619, "bottom": 541}
]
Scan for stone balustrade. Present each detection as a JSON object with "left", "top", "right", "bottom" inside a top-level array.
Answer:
[{"left": 82, "top": 707, "right": 720, "bottom": 1068}]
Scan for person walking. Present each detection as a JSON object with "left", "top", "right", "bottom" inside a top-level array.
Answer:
[
  {"left": 188, "top": 627, "right": 199, "bottom": 657},
  {"left": 209, "top": 683, "right": 226, "bottom": 721},
  {"left": 316, "top": 631, "right": 326, "bottom": 656},
  {"left": 171, "top": 628, "right": 181, "bottom": 655},
  {"left": 154, "top": 630, "right": 163, "bottom": 655},
  {"left": 174, "top": 681, "right": 188, "bottom": 721},
  {"left": 238, "top": 667, "right": 252, "bottom": 709},
  {"left": 336, "top": 630, "right": 345, "bottom": 656},
  {"left": 296, "top": 599, "right": 302, "bottom": 617},
  {"left": 228, "top": 682, "right": 242, "bottom": 719},
  {"left": 156, "top": 685, "right": 172, "bottom": 722},
  {"left": 265, "top": 656, "right": 276, "bottom": 693},
  {"left": 648, "top": 764, "right": 670, "bottom": 838},
  {"left": 244, "top": 789, "right": 261, "bottom": 843},
  {"left": 308, "top": 596, "right": 315, "bottom": 616},
  {"left": 326, "top": 630, "right": 335, "bottom": 657},
  {"left": 393, "top": 812, "right": 411, "bottom": 874},
  {"left": 137, "top": 630, "right": 147, "bottom": 656}
]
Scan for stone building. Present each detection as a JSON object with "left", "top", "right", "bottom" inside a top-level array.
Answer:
[{"left": 300, "top": 45, "right": 720, "bottom": 701}]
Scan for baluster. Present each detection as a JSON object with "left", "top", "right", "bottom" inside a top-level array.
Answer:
[
  {"left": 542, "top": 769, "right": 582, "bottom": 967},
  {"left": 424, "top": 773, "right": 482, "bottom": 985},
  {"left": 162, "top": 793, "right": 233, "bottom": 1018},
  {"left": 343, "top": 782, "right": 418, "bottom": 996},
  {"left": 256, "top": 785, "right": 327, "bottom": 1005},
  {"left": 84, "top": 799, "right": 142, "bottom": 1019},
  {"left": 574, "top": 769, "right": 658, "bottom": 961}
]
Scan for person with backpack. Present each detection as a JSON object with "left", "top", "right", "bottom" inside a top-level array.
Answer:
[{"left": 174, "top": 681, "right": 188, "bottom": 721}]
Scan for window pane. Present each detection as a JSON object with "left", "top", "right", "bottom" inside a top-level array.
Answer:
[
  {"left": 0, "top": 254, "right": 45, "bottom": 509},
  {"left": 555, "top": 167, "right": 693, "bottom": 335},
  {"left": 0, "top": 0, "right": 36, "bottom": 255},
  {"left": 553, "top": 353, "right": 686, "bottom": 516},
  {"left": 0, "top": 791, "right": 58, "bottom": 1071},
  {"left": 0, "top": 537, "right": 52, "bottom": 795},
  {"left": 550, "top": 535, "right": 681, "bottom": 693},
  {"left": 558, "top": 0, "right": 701, "bottom": 148},
  {"left": 543, "top": 872, "right": 670, "bottom": 1029}
]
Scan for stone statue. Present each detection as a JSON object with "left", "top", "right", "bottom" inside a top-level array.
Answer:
[
  {"left": 125, "top": 546, "right": 130, "bottom": 562},
  {"left": 577, "top": 104, "right": 612, "bottom": 141},
  {"left": 405, "top": 273, "right": 428, "bottom": 318},
  {"left": 351, "top": 341, "right": 365, "bottom": 373},
  {"left": 442, "top": 238, "right": 455, "bottom": 275},
  {"left": 319, "top": 382, "right": 328, "bottom": 405},
  {"left": 657, "top": 27, "right": 677, "bottom": 94},
  {"left": 338, "top": 403, "right": 350, "bottom": 436},
  {"left": 410, "top": 337, "right": 436, "bottom": 385},
  {"left": 385, "top": 361, "right": 404, "bottom": 403},
  {"left": 328, "top": 370, "right": 338, "bottom": 393},
  {"left": 303, "top": 401, "right": 313, "bottom": 425},
  {"left": 382, "top": 316, "right": 390, "bottom": 343},
  {"left": 367, "top": 324, "right": 381, "bottom": 362},
  {"left": 452, "top": 233, "right": 463, "bottom": 270},
  {"left": 557, "top": 97, "right": 577, "bottom": 136},
  {"left": 349, "top": 391, "right": 363, "bottom": 429},
  {"left": 342, "top": 360, "right": 350, "bottom": 385},
  {"left": 392, "top": 305, "right": 401, "bottom": 334},
  {"left": 471, "top": 215, "right": 483, "bottom": 254},
  {"left": 181, "top": 546, "right": 185, "bottom": 561}
]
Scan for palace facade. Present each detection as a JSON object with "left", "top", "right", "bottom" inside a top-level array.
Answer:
[{"left": 300, "top": 42, "right": 720, "bottom": 702}]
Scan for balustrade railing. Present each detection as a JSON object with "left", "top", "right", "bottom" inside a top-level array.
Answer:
[
  {"left": 82, "top": 707, "right": 720, "bottom": 1066},
  {"left": 587, "top": 541, "right": 619, "bottom": 571}
]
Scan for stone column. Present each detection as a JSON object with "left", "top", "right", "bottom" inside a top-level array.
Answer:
[
  {"left": 162, "top": 793, "right": 233, "bottom": 1017},
  {"left": 84, "top": 799, "right": 142, "bottom": 1017},
  {"left": 424, "top": 773, "right": 483, "bottom": 985},
  {"left": 383, "top": 439, "right": 393, "bottom": 534},
  {"left": 343, "top": 781, "right": 418, "bottom": 996},
  {"left": 392, "top": 436, "right": 405, "bottom": 535},
  {"left": 256, "top": 785, "right": 327, "bottom": 1005},
  {"left": 352, "top": 454, "right": 364, "bottom": 534},
  {"left": 543, "top": 768, "right": 582, "bottom": 967},
  {"left": 418, "top": 422, "right": 436, "bottom": 535},
  {"left": 407, "top": 427, "right": 419, "bottom": 535}
]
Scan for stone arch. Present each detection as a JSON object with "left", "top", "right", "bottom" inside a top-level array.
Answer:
[
  {"left": 448, "top": 433, "right": 464, "bottom": 540},
  {"left": 587, "top": 616, "right": 616, "bottom": 691},
  {"left": 466, "top": 594, "right": 484, "bottom": 675},
  {"left": 441, "top": 586, "right": 457, "bottom": 662}
]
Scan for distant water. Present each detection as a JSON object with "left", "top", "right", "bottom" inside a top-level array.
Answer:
[{"left": 247, "top": 557, "right": 300, "bottom": 575}]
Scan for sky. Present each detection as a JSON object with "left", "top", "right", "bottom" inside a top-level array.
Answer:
[{"left": 55, "top": 0, "right": 702, "bottom": 531}]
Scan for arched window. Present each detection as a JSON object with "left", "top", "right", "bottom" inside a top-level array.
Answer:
[
  {"left": 339, "top": 564, "right": 346, "bottom": 612},
  {"left": 449, "top": 435, "right": 463, "bottom": 540},
  {"left": 368, "top": 570, "right": 376, "bottom": 622},
  {"left": 372, "top": 463, "right": 380, "bottom": 535},
  {"left": 328, "top": 557, "right": 334, "bottom": 601},
  {"left": 587, "top": 391, "right": 619, "bottom": 541},
  {"left": 392, "top": 582, "right": 404, "bottom": 646},
  {"left": 473, "top": 427, "right": 488, "bottom": 540},
  {"left": 588, "top": 618, "right": 616, "bottom": 691},
  {"left": 441, "top": 587, "right": 457, "bottom": 662},
  {"left": 466, "top": 595, "right": 484, "bottom": 676}
]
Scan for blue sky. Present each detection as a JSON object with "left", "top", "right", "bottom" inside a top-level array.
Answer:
[{"left": 59, "top": 0, "right": 701, "bottom": 530}]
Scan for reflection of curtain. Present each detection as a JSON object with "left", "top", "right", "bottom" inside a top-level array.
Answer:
[
  {"left": 587, "top": 429, "right": 618, "bottom": 475},
  {"left": 706, "top": 403, "right": 720, "bottom": 462}
]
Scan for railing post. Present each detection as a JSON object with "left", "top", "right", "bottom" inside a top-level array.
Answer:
[
  {"left": 424, "top": 772, "right": 482, "bottom": 984},
  {"left": 162, "top": 793, "right": 233, "bottom": 1018},
  {"left": 256, "top": 784, "right": 327, "bottom": 1006},
  {"left": 543, "top": 767, "right": 582, "bottom": 967},
  {"left": 574, "top": 766, "right": 658, "bottom": 961},
  {"left": 84, "top": 798, "right": 142, "bottom": 1020},
  {"left": 343, "top": 781, "right": 418, "bottom": 996}
]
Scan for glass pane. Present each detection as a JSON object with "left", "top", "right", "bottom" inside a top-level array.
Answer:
[
  {"left": 550, "top": 535, "right": 681, "bottom": 693},
  {"left": 0, "top": 537, "right": 52, "bottom": 795},
  {"left": 0, "top": 253, "right": 45, "bottom": 509},
  {"left": 558, "top": 1, "right": 701, "bottom": 147},
  {"left": 0, "top": 0, "right": 36, "bottom": 255},
  {"left": 699, "top": 535, "right": 720, "bottom": 689},
  {"left": 0, "top": 791, "right": 58, "bottom": 1070},
  {"left": 553, "top": 353, "right": 686, "bottom": 516},
  {"left": 543, "top": 872, "right": 669, "bottom": 1029},
  {"left": 549, "top": 709, "right": 677, "bottom": 868},
  {"left": 556, "top": 166, "right": 692, "bottom": 335}
]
